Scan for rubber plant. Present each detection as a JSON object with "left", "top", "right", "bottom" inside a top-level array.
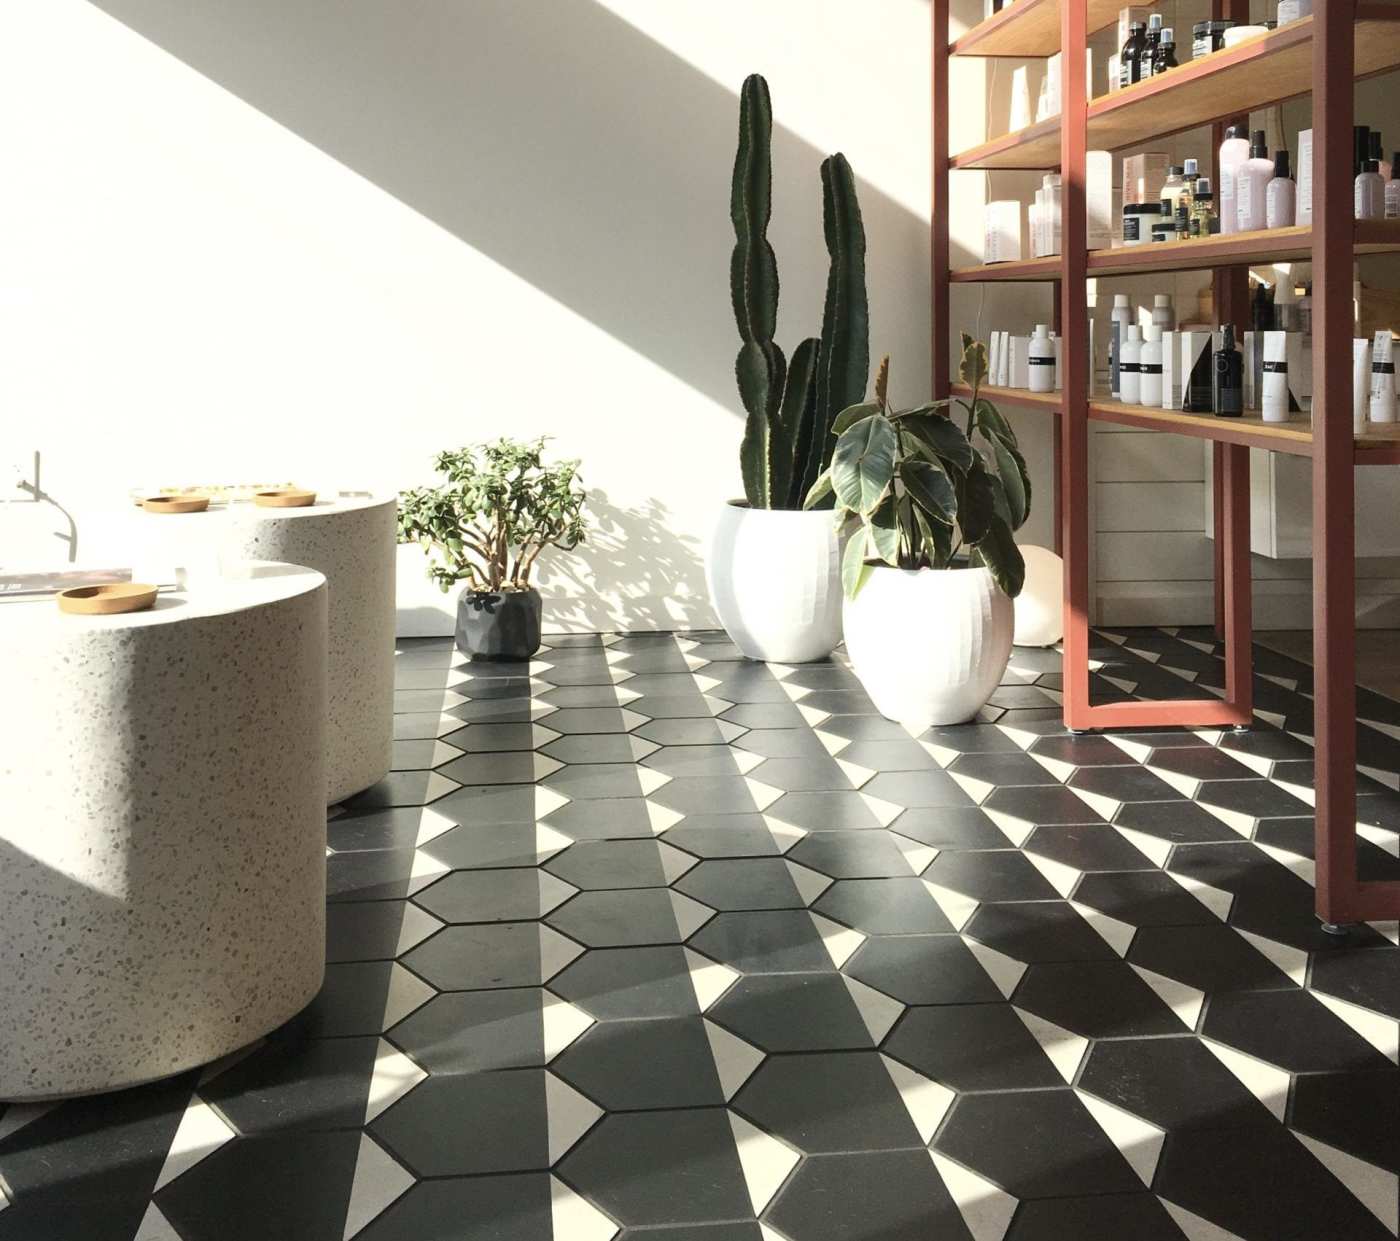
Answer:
[
  {"left": 731, "top": 73, "right": 868, "bottom": 510},
  {"left": 806, "top": 337, "right": 1032, "bottom": 599},
  {"left": 397, "top": 437, "right": 587, "bottom": 593}
]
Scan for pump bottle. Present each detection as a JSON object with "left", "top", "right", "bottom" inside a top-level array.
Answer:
[
  {"left": 1140, "top": 326, "right": 1164, "bottom": 407},
  {"left": 1120, "top": 325, "right": 1144, "bottom": 404},
  {"left": 1357, "top": 159, "right": 1385, "bottom": 220},
  {"left": 1028, "top": 325, "right": 1056, "bottom": 394},
  {"left": 1266, "top": 150, "right": 1296, "bottom": 229},
  {"left": 1218, "top": 124, "right": 1250, "bottom": 236},
  {"left": 1236, "top": 131, "right": 1274, "bottom": 233}
]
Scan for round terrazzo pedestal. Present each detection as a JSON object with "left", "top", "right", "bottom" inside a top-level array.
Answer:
[
  {"left": 0, "top": 564, "right": 328, "bottom": 1100},
  {"left": 120, "top": 493, "right": 396, "bottom": 804}
]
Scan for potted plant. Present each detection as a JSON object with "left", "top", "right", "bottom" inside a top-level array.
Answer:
[
  {"left": 808, "top": 340, "right": 1032, "bottom": 727},
  {"left": 706, "top": 73, "right": 868, "bottom": 664},
  {"left": 398, "top": 438, "right": 586, "bottom": 661}
]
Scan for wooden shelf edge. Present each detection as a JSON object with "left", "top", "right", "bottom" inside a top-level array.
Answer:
[
  {"left": 951, "top": 0, "right": 1122, "bottom": 59},
  {"left": 948, "top": 222, "right": 1400, "bottom": 283},
  {"left": 950, "top": 383, "right": 1062, "bottom": 413}
]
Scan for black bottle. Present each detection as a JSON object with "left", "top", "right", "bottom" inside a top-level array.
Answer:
[
  {"left": 1143, "top": 14, "right": 1164, "bottom": 68},
  {"left": 1120, "top": 22, "right": 1147, "bottom": 89},
  {"left": 1153, "top": 28, "right": 1179, "bottom": 74},
  {"left": 1370, "top": 130, "right": 1384, "bottom": 167},
  {"left": 1213, "top": 325, "right": 1244, "bottom": 417}
]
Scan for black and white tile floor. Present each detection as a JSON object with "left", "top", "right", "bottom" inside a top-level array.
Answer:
[{"left": 3, "top": 627, "right": 1400, "bottom": 1241}]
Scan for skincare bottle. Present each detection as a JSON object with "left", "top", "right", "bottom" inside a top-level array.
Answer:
[
  {"left": 1143, "top": 14, "right": 1164, "bottom": 65},
  {"left": 1180, "top": 158, "right": 1200, "bottom": 215},
  {"left": 1140, "top": 325, "right": 1164, "bottom": 407},
  {"left": 1028, "top": 324, "right": 1056, "bottom": 393},
  {"left": 1120, "top": 22, "right": 1147, "bottom": 88},
  {"left": 1152, "top": 294, "right": 1175, "bottom": 331},
  {"left": 1370, "top": 131, "right": 1390, "bottom": 182},
  {"left": 1218, "top": 124, "right": 1250, "bottom": 235},
  {"left": 1153, "top": 28, "right": 1179, "bottom": 74},
  {"left": 1386, "top": 154, "right": 1400, "bottom": 219},
  {"left": 1110, "top": 293, "right": 1133, "bottom": 397},
  {"left": 1160, "top": 165, "right": 1187, "bottom": 214},
  {"left": 1120, "top": 325, "right": 1144, "bottom": 404},
  {"left": 1236, "top": 130, "right": 1273, "bottom": 232},
  {"left": 1372, "top": 330, "right": 1396, "bottom": 423},
  {"left": 1355, "top": 126, "right": 1372, "bottom": 177},
  {"left": 1213, "top": 325, "right": 1244, "bottom": 417},
  {"left": 1357, "top": 159, "right": 1385, "bottom": 220},
  {"left": 1191, "top": 178, "right": 1217, "bottom": 235},
  {"left": 1265, "top": 150, "right": 1296, "bottom": 228},
  {"left": 1175, "top": 204, "right": 1192, "bottom": 241}
]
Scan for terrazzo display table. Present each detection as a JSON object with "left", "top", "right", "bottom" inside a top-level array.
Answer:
[
  {"left": 117, "top": 492, "right": 396, "bottom": 803},
  {"left": 0, "top": 564, "right": 327, "bottom": 1099}
]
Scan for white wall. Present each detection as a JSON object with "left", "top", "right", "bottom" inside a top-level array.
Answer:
[{"left": 0, "top": 0, "right": 932, "bottom": 634}]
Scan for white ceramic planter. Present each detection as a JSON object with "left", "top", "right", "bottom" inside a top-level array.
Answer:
[
  {"left": 844, "top": 565, "right": 1013, "bottom": 728},
  {"left": 707, "top": 502, "right": 842, "bottom": 663}
]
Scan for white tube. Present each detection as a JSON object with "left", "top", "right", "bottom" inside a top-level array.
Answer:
[
  {"left": 1355, "top": 338, "right": 1372, "bottom": 433},
  {"left": 1261, "top": 331, "right": 1291, "bottom": 423},
  {"left": 1371, "top": 331, "right": 1396, "bottom": 423}
]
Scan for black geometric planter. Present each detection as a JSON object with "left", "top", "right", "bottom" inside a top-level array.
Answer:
[{"left": 454, "top": 588, "right": 543, "bottom": 661}]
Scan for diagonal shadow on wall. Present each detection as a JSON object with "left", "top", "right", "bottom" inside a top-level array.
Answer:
[{"left": 86, "top": 0, "right": 928, "bottom": 417}]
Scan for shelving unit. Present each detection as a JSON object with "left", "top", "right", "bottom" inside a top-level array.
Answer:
[{"left": 931, "top": 0, "right": 1400, "bottom": 926}]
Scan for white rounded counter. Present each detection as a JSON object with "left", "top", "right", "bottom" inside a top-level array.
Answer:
[
  {"left": 117, "top": 492, "right": 395, "bottom": 804},
  {"left": 0, "top": 564, "right": 328, "bottom": 1099}
]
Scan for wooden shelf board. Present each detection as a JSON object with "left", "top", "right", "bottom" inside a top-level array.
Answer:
[
  {"left": 952, "top": 15, "right": 1400, "bottom": 170},
  {"left": 950, "top": 223, "right": 1400, "bottom": 283},
  {"left": 951, "top": 385, "right": 1400, "bottom": 462},
  {"left": 950, "top": 0, "right": 1122, "bottom": 58}
]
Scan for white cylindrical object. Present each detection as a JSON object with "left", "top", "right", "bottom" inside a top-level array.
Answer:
[
  {"left": 1151, "top": 294, "right": 1175, "bottom": 332},
  {"left": 1139, "top": 325, "right": 1164, "bottom": 408},
  {"left": 1120, "top": 325, "right": 1144, "bottom": 405},
  {"left": 1386, "top": 177, "right": 1400, "bottom": 220},
  {"left": 844, "top": 566, "right": 1013, "bottom": 728},
  {"left": 1222, "top": 24, "right": 1268, "bottom": 47},
  {"left": 1357, "top": 169, "right": 1385, "bottom": 220},
  {"left": 0, "top": 565, "right": 327, "bottom": 1098},
  {"left": 1236, "top": 135, "right": 1274, "bottom": 233},
  {"left": 1277, "top": 0, "right": 1312, "bottom": 22},
  {"left": 1355, "top": 338, "right": 1373, "bottom": 434},
  {"left": 1218, "top": 127, "right": 1250, "bottom": 236},
  {"left": 1267, "top": 173, "right": 1297, "bottom": 229},
  {"left": 1262, "top": 330, "right": 1291, "bottom": 423},
  {"left": 1028, "top": 324, "right": 1056, "bottom": 393},
  {"left": 708, "top": 504, "right": 843, "bottom": 663},
  {"left": 1110, "top": 294, "right": 1133, "bottom": 398},
  {"left": 222, "top": 496, "right": 396, "bottom": 804},
  {"left": 1371, "top": 331, "right": 1396, "bottom": 423},
  {"left": 1013, "top": 546, "right": 1064, "bottom": 647}
]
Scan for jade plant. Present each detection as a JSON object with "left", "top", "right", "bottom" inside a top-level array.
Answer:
[
  {"left": 397, "top": 438, "right": 586, "bottom": 594},
  {"left": 807, "top": 337, "right": 1032, "bottom": 599},
  {"left": 731, "top": 73, "right": 868, "bottom": 510}
]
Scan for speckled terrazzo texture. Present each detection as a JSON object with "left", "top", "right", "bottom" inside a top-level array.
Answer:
[
  {"left": 0, "top": 566, "right": 328, "bottom": 1099},
  {"left": 222, "top": 497, "right": 396, "bottom": 805}
]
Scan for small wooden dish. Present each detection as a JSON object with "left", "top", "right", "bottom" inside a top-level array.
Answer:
[
  {"left": 253, "top": 489, "right": 316, "bottom": 508},
  {"left": 57, "top": 583, "right": 158, "bottom": 615},
  {"left": 143, "top": 495, "right": 210, "bottom": 514}
]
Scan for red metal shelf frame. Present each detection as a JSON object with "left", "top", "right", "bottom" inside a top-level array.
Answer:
[{"left": 930, "top": 0, "right": 1400, "bottom": 925}]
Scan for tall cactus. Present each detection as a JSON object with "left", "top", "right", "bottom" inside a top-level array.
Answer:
[{"left": 730, "top": 75, "right": 867, "bottom": 510}]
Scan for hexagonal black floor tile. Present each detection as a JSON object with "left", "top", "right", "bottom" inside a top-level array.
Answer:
[
  {"left": 882, "top": 1004, "right": 1060, "bottom": 1092},
  {"left": 687, "top": 911, "right": 834, "bottom": 975},
  {"left": 844, "top": 935, "right": 1002, "bottom": 1006},
  {"left": 814, "top": 878, "right": 955, "bottom": 935},
  {"left": 707, "top": 973, "right": 878, "bottom": 1052},
  {"left": 550, "top": 945, "right": 702, "bottom": 1020},
  {"left": 552, "top": 1016, "right": 727, "bottom": 1110}
]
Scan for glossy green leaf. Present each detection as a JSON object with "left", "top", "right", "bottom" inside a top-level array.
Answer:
[
  {"left": 901, "top": 414, "right": 976, "bottom": 472},
  {"left": 832, "top": 401, "right": 881, "bottom": 436},
  {"left": 865, "top": 495, "right": 900, "bottom": 565},
  {"left": 803, "top": 467, "right": 834, "bottom": 510},
  {"left": 985, "top": 434, "right": 1027, "bottom": 527},
  {"left": 831, "top": 414, "right": 897, "bottom": 515},
  {"left": 975, "top": 514, "right": 1025, "bottom": 598},
  {"left": 900, "top": 459, "right": 957, "bottom": 525},
  {"left": 959, "top": 335, "right": 989, "bottom": 388},
  {"left": 959, "top": 461, "right": 998, "bottom": 544},
  {"left": 841, "top": 526, "right": 874, "bottom": 598}
]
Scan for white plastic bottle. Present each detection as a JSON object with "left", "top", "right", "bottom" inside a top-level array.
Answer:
[
  {"left": 1357, "top": 159, "right": 1385, "bottom": 220},
  {"left": 1028, "top": 324, "right": 1056, "bottom": 393},
  {"left": 1139, "top": 325, "right": 1164, "bottom": 407},
  {"left": 1235, "top": 130, "right": 1273, "bottom": 233},
  {"left": 1120, "top": 325, "right": 1144, "bottom": 404},
  {"left": 1218, "top": 124, "right": 1250, "bottom": 236},
  {"left": 1110, "top": 294, "right": 1133, "bottom": 398},
  {"left": 1044, "top": 174, "right": 1063, "bottom": 255},
  {"left": 1386, "top": 156, "right": 1400, "bottom": 219},
  {"left": 1152, "top": 294, "right": 1175, "bottom": 332},
  {"left": 1266, "top": 150, "right": 1297, "bottom": 229}
]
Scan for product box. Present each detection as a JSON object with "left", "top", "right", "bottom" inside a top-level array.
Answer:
[
  {"left": 1242, "top": 330, "right": 1259, "bottom": 410},
  {"left": 1010, "top": 65, "right": 1032, "bottom": 131},
  {"left": 1038, "top": 53, "right": 1060, "bottom": 122},
  {"left": 988, "top": 332, "right": 1004, "bottom": 387},
  {"left": 1297, "top": 129, "right": 1313, "bottom": 227},
  {"left": 995, "top": 331, "right": 1010, "bottom": 387},
  {"left": 1087, "top": 151, "right": 1114, "bottom": 249},
  {"left": 1122, "top": 152, "right": 1170, "bottom": 207},
  {"left": 1009, "top": 335, "right": 1030, "bottom": 389},
  {"left": 1160, "top": 330, "right": 1179, "bottom": 409},
  {"left": 1053, "top": 334, "right": 1063, "bottom": 390},
  {"left": 984, "top": 201, "right": 1023, "bottom": 263},
  {"left": 1180, "top": 330, "right": 1214, "bottom": 412},
  {"left": 1107, "top": 52, "right": 1121, "bottom": 92},
  {"left": 1261, "top": 330, "right": 1304, "bottom": 421}
]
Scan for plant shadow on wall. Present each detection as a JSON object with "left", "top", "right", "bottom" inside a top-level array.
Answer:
[
  {"left": 537, "top": 489, "right": 710, "bottom": 633},
  {"left": 86, "top": 0, "right": 928, "bottom": 417}
]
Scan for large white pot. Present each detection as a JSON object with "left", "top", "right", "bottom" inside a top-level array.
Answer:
[
  {"left": 844, "top": 565, "right": 1013, "bottom": 728},
  {"left": 707, "top": 501, "right": 842, "bottom": 663}
]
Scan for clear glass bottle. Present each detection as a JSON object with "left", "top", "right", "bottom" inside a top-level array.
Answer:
[
  {"left": 1159, "top": 166, "right": 1187, "bottom": 215},
  {"left": 1191, "top": 177, "right": 1217, "bottom": 235},
  {"left": 1385, "top": 152, "right": 1400, "bottom": 219}
]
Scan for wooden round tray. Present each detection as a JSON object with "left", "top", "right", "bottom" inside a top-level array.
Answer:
[
  {"left": 57, "top": 583, "right": 158, "bottom": 615},
  {"left": 143, "top": 495, "right": 210, "bottom": 515},
  {"left": 253, "top": 489, "right": 316, "bottom": 508}
]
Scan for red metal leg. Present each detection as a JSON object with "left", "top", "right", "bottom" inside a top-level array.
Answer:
[
  {"left": 1220, "top": 443, "right": 1253, "bottom": 715},
  {"left": 1313, "top": 0, "right": 1365, "bottom": 925},
  {"left": 1212, "top": 443, "right": 1227, "bottom": 638}
]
